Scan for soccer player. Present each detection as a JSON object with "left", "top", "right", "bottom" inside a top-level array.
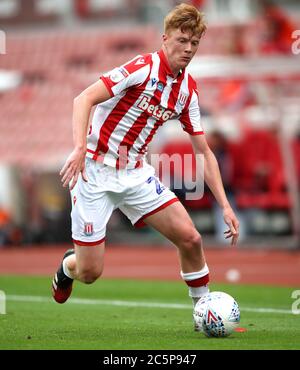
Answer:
[{"left": 52, "top": 3, "right": 239, "bottom": 330}]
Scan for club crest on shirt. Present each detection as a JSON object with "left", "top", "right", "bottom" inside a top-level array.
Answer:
[
  {"left": 178, "top": 92, "right": 188, "bottom": 106},
  {"left": 84, "top": 222, "right": 94, "bottom": 236}
]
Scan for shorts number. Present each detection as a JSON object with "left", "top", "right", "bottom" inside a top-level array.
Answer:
[{"left": 146, "top": 176, "right": 165, "bottom": 195}]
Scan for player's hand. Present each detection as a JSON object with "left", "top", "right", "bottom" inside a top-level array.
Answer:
[
  {"left": 223, "top": 206, "right": 239, "bottom": 246},
  {"left": 60, "top": 147, "right": 88, "bottom": 190}
]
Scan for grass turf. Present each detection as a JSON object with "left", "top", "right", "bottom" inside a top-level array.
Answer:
[{"left": 0, "top": 275, "right": 299, "bottom": 350}]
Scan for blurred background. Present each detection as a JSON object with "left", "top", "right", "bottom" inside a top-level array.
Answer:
[{"left": 0, "top": 0, "right": 299, "bottom": 250}]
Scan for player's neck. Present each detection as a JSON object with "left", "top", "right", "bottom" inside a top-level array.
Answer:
[{"left": 161, "top": 46, "right": 181, "bottom": 78}]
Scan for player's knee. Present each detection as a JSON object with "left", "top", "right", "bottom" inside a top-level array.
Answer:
[
  {"left": 179, "top": 230, "right": 202, "bottom": 253},
  {"left": 79, "top": 268, "right": 102, "bottom": 284}
]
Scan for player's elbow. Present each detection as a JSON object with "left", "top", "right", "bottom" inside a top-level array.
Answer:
[{"left": 73, "top": 92, "right": 94, "bottom": 110}]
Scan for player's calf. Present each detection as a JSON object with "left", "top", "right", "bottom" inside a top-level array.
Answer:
[{"left": 77, "top": 268, "right": 102, "bottom": 284}]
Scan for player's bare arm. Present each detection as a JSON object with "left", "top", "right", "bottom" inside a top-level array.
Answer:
[
  {"left": 190, "top": 134, "right": 239, "bottom": 246},
  {"left": 60, "top": 80, "right": 111, "bottom": 190}
]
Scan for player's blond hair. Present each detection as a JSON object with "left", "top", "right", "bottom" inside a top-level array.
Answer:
[{"left": 164, "top": 3, "right": 206, "bottom": 38}]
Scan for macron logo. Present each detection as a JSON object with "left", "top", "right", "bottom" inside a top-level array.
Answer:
[{"left": 135, "top": 58, "right": 145, "bottom": 65}]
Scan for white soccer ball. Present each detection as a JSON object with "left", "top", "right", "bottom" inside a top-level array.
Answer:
[{"left": 193, "top": 291, "right": 240, "bottom": 337}]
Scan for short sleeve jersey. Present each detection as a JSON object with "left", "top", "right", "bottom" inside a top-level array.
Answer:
[{"left": 87, "top": 49, "right": 204, "bottom": 169}]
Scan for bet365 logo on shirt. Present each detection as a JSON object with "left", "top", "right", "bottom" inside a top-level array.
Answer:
[{"left": 137, "top": 95, "right": 175, "bottom": 121}]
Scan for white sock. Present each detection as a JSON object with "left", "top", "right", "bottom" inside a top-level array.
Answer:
[
  {"left": 181, "top": 264, "right": 210, "bottom": 305},
  {"left": 63, "top": 255, "right": 74, "bottom": 279},
  {"left": 190, "top": 286, "right": 209, "bottom": 307},
  {"left": 192, "top": 297, "right": 200, "bottom": 308}
]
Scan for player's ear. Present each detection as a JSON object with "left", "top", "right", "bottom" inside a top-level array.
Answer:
[{"left": 162, "top": 34, "right": 168, "bottom": 43}]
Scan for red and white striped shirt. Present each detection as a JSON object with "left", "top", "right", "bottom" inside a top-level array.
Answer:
[{"left": 87, "top": 49, "right": 204, "bottom": 169}]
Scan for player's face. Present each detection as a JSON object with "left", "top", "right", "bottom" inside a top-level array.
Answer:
[{"left": 162, "top": 28, "right": 200, "bottom": 75}]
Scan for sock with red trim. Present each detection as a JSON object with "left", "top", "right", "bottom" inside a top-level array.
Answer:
[{"left": 180, "top": 264, "right": 210, "bottom": 307}]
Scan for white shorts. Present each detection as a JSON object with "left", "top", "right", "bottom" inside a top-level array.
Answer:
[{"left": 70, "top": 158, "right": 178, "bottom": 246}]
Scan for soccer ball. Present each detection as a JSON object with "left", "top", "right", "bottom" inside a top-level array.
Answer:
[{"left": 193, "top": 291, "right": 240, "bottom": 337}]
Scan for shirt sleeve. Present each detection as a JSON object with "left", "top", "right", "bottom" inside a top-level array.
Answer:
[
  {"left": 100, "top": 55, "right": 151, "bottom": 97},
  {"left": 179, "top": 89, "right": 204, "bottom": 135}
]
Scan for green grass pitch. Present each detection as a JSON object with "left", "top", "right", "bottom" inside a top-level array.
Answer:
[{"left": 0, "top": 276, "right": 299, "bottom": 350}]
